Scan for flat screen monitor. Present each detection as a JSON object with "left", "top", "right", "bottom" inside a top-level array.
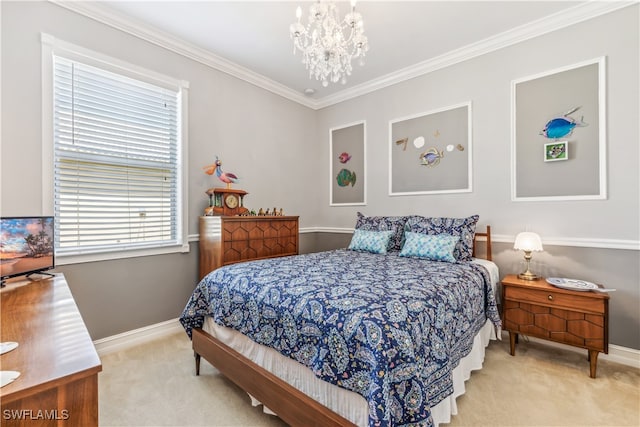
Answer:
[{"left": 1, "top": 216, "right": 54, "bottom": 284}]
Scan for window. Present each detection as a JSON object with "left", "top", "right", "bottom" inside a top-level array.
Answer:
[{"left": 43, "top": 35, "right": 189, "bottom": 262}]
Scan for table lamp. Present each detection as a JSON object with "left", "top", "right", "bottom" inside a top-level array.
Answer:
[{"left": 514, "top": 232, "right": 543, "bottom": 280}]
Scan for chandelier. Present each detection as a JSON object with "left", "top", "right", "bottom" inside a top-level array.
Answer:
[{"left": 289, "top": 0, "right": 369, "bottom": 87}]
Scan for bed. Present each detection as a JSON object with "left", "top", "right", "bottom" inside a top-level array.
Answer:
[{"left": 180, "top": 214, "right": 501, "bottom": 427}]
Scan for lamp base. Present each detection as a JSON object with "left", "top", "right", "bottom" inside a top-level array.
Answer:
[{"left": 518, "top": 271, "right": 539, "bottom": 281}]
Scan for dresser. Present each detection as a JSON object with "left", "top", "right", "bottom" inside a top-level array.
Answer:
[
  {"left": 199, "top": 216, "right": 299, "bottom": 280},
  {"left": 0, "top": 274, "right": 102, "bottom": 426},
  {"left": 501, "top": 274, "right": 609, "bottom": 378}
]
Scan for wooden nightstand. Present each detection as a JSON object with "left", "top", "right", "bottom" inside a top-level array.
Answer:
[{"left": 501, "top": 274, "right": 609, "bottom": 378}]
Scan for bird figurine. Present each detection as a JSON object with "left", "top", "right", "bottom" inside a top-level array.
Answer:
[{"left": 203, "top": 156, "right": 239, "bottom": 189}]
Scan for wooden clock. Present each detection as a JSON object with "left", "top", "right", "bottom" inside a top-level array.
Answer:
[{"left": 205, "top": 187, "right": 249, "bottom": 216}]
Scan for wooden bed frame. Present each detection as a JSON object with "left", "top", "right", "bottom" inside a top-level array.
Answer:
[{"left": 192, "top": 226, "right": 492, "bottom": 427}]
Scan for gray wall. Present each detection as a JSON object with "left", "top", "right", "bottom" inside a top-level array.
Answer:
[
  {"left": 314, "top": 7, "right": 640, "bottom": 349},
  {"left": 0, "top": 1, "right": 320, "bottom": 228},
  {"left": 1, "top": 2, "right": 638, "bottom": 349},
  {"left": 1, "top": 1, "right": 320, "bottom": 339}
]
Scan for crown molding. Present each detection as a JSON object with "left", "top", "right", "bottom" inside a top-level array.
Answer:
[
  {"left": 49, "top": 0, "right": 635, "bottom": 111},
  {"left": 48, "top": 0, "right": 316, "bottom": 109},
  {"left": 315, "top": 1, "right": 636, "bottom": 108}
]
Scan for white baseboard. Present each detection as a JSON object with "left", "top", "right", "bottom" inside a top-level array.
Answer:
[
  {"left": 501, "top": 331, "right": 640, "bottom": 369},
  {"left": 606, "top": 344, "right": 640, "bottom": 369},
  {"left": 93, "top": 318, "right": 183, "bottom": 356}
]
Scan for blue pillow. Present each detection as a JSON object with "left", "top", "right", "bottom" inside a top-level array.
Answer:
[
  {"left": 403, "top": 215, "right": 479, "bottom": 261},
  {"left": 399, "top": 232, "right": 460, "bottom": 263},
  {"left": 354, "top": 212, "right": 410, "bottom": 251},
  {"left": 348, "top": 229, "right": 394, "bottom": 254}
]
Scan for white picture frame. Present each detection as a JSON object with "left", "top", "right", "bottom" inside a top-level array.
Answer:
[
  {"left": 511, "top": 57, "right": 607, "bottom": 201},
  {"left": 389, "top": 102, "right": 472, "bottom": 196},
  {"left": 329, "top": 121, "right": 366, "bottom": 206}
]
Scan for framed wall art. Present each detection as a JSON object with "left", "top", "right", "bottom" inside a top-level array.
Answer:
[
  {"left": 511, "top": 57, "right": 607, "bottom": 201},
  {"left": 544, "top": 141, "right": 568, "bottom": 162},
  {"left": 329, "top": 121, "right": 366, "bottom": 206},
  {"left": 389, "top": 102, "right": 472, "bottom": 196}
]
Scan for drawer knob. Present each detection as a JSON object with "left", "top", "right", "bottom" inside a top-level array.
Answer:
[{"left": 548, "top": 295, "right": 554, "bottom": 301}]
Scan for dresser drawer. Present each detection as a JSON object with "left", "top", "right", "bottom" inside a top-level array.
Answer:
[
  {"left": 504, "top": 286, "right": 605, "bottom": 314},
  {"left": 199, "top": 215, "right": 299, "bottom": 280}
]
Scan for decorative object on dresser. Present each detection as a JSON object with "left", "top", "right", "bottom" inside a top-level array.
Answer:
[
  {"left": 202, "top": 155, "right": 249, "bottom": 216},
  {"left": 501, "top": 274, "right": 609, "bottom": 378},
  {"left": 513, "top": 231, "right": 544, "bottom": 280},
  {"left": 198, "top": 215, "right": 299, "bottom": 280},
  {"left": 203, "top": 156, "right": 239, "bottom": 188},
  {"left": 0, "top": 274, "right": 102, "bottom": 426},
  {"left": 205, "top": 187, "right": 249, "bottom": 216}
]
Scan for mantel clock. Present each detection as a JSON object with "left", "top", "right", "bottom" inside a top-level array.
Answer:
[{"left": 205, "top": 188, "right": 249, "bottom": 216}]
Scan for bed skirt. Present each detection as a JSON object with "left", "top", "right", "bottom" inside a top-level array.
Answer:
[{"left": 203, "top": 317, "right": 497, "bottom": 427}]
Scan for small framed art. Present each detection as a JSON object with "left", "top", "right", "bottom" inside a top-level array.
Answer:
[
  {"left": 330, "top": 121, "right": 366, "bottom": 206},
  {"left": 544, "top": 141, "right": 568, "bottom": 162}
]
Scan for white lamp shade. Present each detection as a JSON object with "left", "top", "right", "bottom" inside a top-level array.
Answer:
[{"left": 514, "top": 232, "right": 543, "bottom": 252}]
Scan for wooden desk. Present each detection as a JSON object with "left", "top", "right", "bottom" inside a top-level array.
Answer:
[{"left": 0, "top": 274, "right": 102, "bottom": 426}]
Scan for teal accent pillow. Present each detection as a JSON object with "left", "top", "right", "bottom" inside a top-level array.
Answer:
[
  {"left": 403, "top": 215, "right": 479, "bottom": 261},
  {"left": 348, "top": 229, "right": 394, "bottom": 254},
  {"left": 399, "top": 232, "right": 460, "bottom": 263}
]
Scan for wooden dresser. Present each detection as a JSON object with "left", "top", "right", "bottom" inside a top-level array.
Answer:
[
  {"left": 502, "top": 274, "right": 609, "bottom": 378},
  {"left": 0, "top": 274, "right": 102, "bottom": 426},
  {"left": 199, "top": 216, "right": 299, "bottom": 280}
]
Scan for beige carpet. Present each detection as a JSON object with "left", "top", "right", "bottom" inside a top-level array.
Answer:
[{"left": 99, "top": 332, "right": 639, "bottom": 427}]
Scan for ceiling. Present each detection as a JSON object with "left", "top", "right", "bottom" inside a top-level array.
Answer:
[{"left": 64, "top": 1, "right": 624, "bottom": 107}]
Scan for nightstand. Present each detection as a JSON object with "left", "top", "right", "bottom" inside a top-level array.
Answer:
[{"left": 501, "top": 274, "right": 609, "bottom": 378}]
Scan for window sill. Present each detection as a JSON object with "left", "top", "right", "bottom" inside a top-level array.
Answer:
[{"left": 56, "top": 243, "right": 191, "bottom": 266}]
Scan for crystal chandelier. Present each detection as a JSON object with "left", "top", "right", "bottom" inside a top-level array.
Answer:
[{"left": 289, "top": 0, "right": 369, "bottom": 87}]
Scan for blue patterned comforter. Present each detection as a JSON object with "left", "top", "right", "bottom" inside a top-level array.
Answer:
[{"left": 180, "top": 249, "right": 501, "bottom": 427}]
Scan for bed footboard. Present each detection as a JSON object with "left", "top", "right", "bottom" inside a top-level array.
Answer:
[{"left": 192, "top": 328, "right": 357, "bottom": 427}]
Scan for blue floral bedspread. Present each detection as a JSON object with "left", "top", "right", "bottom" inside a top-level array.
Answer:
[{"left": 180, "top": 249, "right": 501, "bottom": 427}]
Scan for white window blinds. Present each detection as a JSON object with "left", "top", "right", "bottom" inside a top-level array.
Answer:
[{"left": 53, "top": 56, "right": 180, "bottom": 255}]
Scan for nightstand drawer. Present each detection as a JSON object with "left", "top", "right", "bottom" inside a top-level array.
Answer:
[{"left": 504, "top": 286, "right": 604, "bottom": 314}]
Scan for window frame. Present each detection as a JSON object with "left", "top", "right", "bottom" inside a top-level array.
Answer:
[{"left": 41, "top": 33, "right": 190, "bottom": 265}]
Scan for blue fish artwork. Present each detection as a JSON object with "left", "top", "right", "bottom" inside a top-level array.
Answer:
[
  {"left": 540, "top": 106, "right": 588, "bottom": 139},
  {"left": 419, "top": 147, "right": 443, "bottom": 167}
]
